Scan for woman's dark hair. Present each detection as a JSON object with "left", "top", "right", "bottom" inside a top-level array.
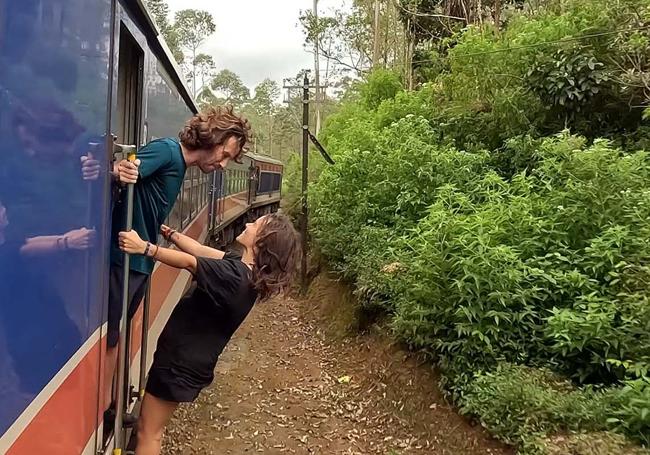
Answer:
[
  {"left": 179, "top": 105, "right": 251, "bottom": 161},
  {"left": 251, "top": 213, "right": 300, "bottom": 301}
]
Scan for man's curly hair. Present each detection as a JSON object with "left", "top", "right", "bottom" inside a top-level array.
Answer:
[{"left": 179, "top": 105, "right": 251, "bottom": 161}]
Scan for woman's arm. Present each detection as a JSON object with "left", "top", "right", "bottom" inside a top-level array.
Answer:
[
  {"left": 20, "top": 228, "right": 95, "bottom": 256},
  {"left": 119, "top": 230, "right": 197, "bottom": 274},
  {"left": 161, "top": 224, "right": 224, "bottom": 259}
]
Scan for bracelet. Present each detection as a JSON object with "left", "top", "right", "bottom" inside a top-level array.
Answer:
[
  {"left": 56, "top": 237, "right": 64, "bottom": 251},
  {"left": 144, "top": 241, "right": 152, "bottom": 256},
  {"left": 166, "top": 230, "right": 177, "bottom": 241},
  {"left": 153, "top": 244, "right": 160, "bottom": 260},
  {"left": 63, "top": 236, "right": 69, "bottom": 250}
]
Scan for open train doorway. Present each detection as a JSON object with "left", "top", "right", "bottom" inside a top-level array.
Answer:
[{"left": 101, "top": 20, "right": 144, "bottom": 452}]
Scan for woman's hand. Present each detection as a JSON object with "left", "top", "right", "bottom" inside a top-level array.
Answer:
[
  {"left": 119, "top": 230, "right": 147, "bottom": 255},
  {"left": 160, "top": 224, "right": 175, "bottom": 241},
  {"left": 64, "top": 227, "right": 96, "bottom": 250}
]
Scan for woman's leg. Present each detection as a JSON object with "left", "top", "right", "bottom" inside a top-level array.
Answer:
[{"left": 135, "top": 393, "right": 178, "bottom": 455}]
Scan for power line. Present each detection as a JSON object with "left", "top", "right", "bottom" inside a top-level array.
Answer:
[
  {"left": 381, "top": 25, "right": 650, "bottom": 67},
  {"left": 446, "top": 25, "right": 650, "bottom": 59}
]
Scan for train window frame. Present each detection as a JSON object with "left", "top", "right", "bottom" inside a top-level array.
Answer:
[{"left": 181, "top": 175, "right": 191, "bottom": 228}]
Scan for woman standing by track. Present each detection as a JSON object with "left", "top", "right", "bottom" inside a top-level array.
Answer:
[{"left": 118, "top": 212, "right": 300, "bottom": 455}]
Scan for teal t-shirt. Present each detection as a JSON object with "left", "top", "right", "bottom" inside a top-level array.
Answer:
[{"left": 111, "top": 138, "right": 186, "bottom": 274}]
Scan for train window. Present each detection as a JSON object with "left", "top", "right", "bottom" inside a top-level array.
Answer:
[
  {"left": 182, "top": 175, "right": 191, "bottom": 228},
  {"left": 167, "top": 191, "right": 183, "bottom": 235},
  {"left": 201, "top": 172, "right": 206, "bottom": 208},
  {"left": 192, "top": 168, "right": 201, "bottom": 218},
  {"left": 204, "top": 172, "right": 209, "bottom": 207},
  {"left": 115, "top": 24, "right": 143, "bottom": 146},
  {"left": 189, "top": 167, "right": 196, "bottom": 218},
  {"left": 199, "top": 172, "right": 204, "bottom": 208}
]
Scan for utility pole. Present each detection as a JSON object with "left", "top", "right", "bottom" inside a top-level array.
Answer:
[{"left": 283, "top": 73, "right": 332, "bottom": 294}]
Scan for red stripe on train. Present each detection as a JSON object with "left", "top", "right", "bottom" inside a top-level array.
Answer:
[
  {"left": 6, "top": 337, "right": 106, "bottom": 454},
  {"left": 7, "top": 207, "right": 209, "bottom": 454}
]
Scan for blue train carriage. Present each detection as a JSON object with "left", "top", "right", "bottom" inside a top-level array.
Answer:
[{"left": 0, "top": 1, "right": 283, "bottom": 454}]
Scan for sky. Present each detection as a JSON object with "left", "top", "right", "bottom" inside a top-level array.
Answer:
[{"left": 165, "top": 0, "right": 349, "bottom": 92}]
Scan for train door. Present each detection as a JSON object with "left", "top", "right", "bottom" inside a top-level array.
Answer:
[{"left": 100, "top": 18, "right": 144, "bottom": 454}]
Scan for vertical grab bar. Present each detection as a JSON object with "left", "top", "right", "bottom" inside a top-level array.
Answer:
[
  {"left": 137, "top": 276, "right": 151, "bottom": 401},
  {"left": 113, "top": 145, "right": 137, "bottom": 455}
]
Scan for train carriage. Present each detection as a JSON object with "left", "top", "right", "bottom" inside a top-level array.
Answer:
[{"left": 0, "top": 1, "right": 282, "bottom": 453}]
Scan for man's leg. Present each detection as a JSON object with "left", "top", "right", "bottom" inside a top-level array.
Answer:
[{"left": 104, "top": 267, "right": 148, "bottom": 414}]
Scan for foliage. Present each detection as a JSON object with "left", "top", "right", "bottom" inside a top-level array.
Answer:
[
  {"left": 210, "top": 69, "right": 250, "bottom": 106},
  {"left": 173, "top": 9, "right": 216, "bottom": 95},
  {"left": 192, "top": 53, "right": 215, "bottom": 92},
  {"left": 252, "top": 79, "right": 281, "bottom": 116},
  {"left": 539, "top": 432, "right": 650, "bottom": 455},
  {"left": 307, "top": 8, "right": 650, "bottom": 443},
  {"left": 145, "top": 0, "right": 184, "bottom": 64},
  {"left": 526, "top": 47, "right": 609, "bottom": 123},
  {"left": 359, "top": 69, "right": 403, "bottom": 109},
  {"left": 461, "top": 364, "right": 650, "bottom": 451}
]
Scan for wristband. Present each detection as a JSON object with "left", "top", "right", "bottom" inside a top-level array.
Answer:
[
  {"left": 144, "top": 241, "right": 152, "bottom": 256},
  {"left": 63, "top": 236, "right": 69, "bottom": 250}
]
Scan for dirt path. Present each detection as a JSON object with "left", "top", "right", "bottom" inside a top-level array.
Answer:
[{"left": 162, "top": 275, "right": 513, "bottom": 455}]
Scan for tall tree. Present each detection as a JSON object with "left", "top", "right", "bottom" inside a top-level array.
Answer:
[
  {"left": 253, "top": 79, "right": 281, "bottom": 116},
  {"left": 197, "top": 85, "right": 219, "bottom": 110},
  {"left": 145, "top": 0, "right": 170, "bottom": 30},
  {"left": 253, "top": 79, "right": 281, "bottom": 156},
  {"left": 211, "top": 69, "right": 250, "bottom": 106},
  {"left": 173, "top": 9, "right": 216, "bottom": 96},
  {"left": 193, "top": 53, "right": 216, "bottom": 94},
  {"left": 145, "top": 0, "right": 184, "bottom": 64}
]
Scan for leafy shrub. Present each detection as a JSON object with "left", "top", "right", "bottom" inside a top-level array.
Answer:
[
  {"left": 460, "top": 364, "right": 614, "bottom": 446},
  {"left": 608, "top": 379, "right": 650, "bottom": 446},
  {"left": 461, "top": 364, "right": 650, "bottom": 451},
  {"left": 303, "top": 0, "right": 650, "bottom": 449},
  {"left": 540, "top": 432, "right": 650, "bottom": 455},
  {"left": 359, "top": 69, "right": 403, "bottom": 110}
]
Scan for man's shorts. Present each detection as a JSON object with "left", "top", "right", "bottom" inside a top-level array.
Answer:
[{"left": 107, "top": 265, "right": 148, "bottom": 348}]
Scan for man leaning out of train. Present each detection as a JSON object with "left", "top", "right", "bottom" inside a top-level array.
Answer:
[{"left": 104, "top": 106, "right": 251, "bottom": 426}]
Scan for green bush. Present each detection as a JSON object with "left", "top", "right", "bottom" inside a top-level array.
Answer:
[
  {"left": 359, "top": 69, "right": 403, "bottom": 110},
  {"left": 540, "top": 432, "right": 650, "bottom": 455},
  {"left": 303, "top": 0, "right": 650, "bottom": 449},
  {"left": 461, "top": 364, "right": 650, "bottom": 450}
]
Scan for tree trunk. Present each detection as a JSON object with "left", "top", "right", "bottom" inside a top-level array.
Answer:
[
  {"left": 268, "top": 114, "right": 273, "bottom": 156},
  {"left": 372, "top": 0, "right": 381, "bottom": 68},
  {"left": 313, "top": 0, "right": 321, "bottom": 135},
  {"left": 494, "top": 0, "right": 501, "bottom": 29},
  {"left": 192, "top": 48, "right": 197, "bottom": 98}
]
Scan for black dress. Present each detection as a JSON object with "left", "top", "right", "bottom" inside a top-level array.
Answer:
[{"left": 146, "top": 251, "right": 257, "bottom": 402}]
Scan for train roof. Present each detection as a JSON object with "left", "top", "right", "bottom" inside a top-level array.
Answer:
[
  {"left": 246, "top": 152, "right": 284, "bottom": 166},
  {"left": 133, "top": 0, "right": 198, "bottom": 114}
]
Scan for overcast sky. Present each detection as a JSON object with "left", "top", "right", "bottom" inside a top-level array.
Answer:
[{"left": 165, "top": 0, "right": 348, "bottom": 92}]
